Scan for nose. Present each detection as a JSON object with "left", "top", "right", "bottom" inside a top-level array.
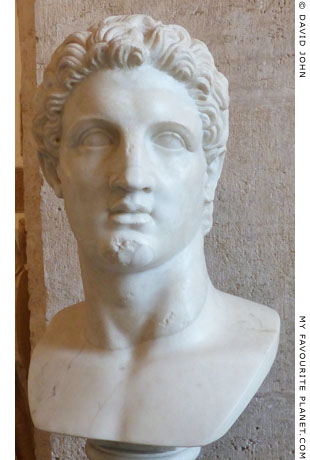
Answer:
[{"left": 109, "top": 142, "right": 154, "bottom": 192}]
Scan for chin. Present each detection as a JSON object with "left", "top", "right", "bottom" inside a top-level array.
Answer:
[
  {"left": 79, "top": 227, "right": 198, "bottom": 273},
  {"left": 81, "top": 232, "right": 155, "bottom": 273}
]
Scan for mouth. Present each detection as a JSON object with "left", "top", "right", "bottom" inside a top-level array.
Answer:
[
  {"left": 109, "top": 212, "right": 152, "bottom": 225},
  {"left": 108, "top": 202, "right": 153, "bottom": 225}
]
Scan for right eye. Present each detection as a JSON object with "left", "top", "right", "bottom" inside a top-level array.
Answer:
[{"left": 80, "top": 129, "right": 114, "bottom": 147}]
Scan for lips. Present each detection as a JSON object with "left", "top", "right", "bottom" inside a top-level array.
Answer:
[
  {"left": 109, "top": 200, "right": 152, "bottom": 225},
  {"left": 109, "top": 202, "right": 150, "bottom": 214}
]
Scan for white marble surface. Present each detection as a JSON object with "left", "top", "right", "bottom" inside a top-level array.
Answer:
[{"left": 28, "top": 281, "right": 279, "bottom": 446}]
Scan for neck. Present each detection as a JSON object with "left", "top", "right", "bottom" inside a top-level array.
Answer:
[{"left": 79, "top": 231, "right": 210, "bottom": 350}]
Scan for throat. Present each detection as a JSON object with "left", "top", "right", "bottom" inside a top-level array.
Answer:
[{"left": 80, "top": 233, "right": 210, "bottom": 350}]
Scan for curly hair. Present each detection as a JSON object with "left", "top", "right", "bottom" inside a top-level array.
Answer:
[{"left": 33, "top": 14, "right": 229, "bottom": 166}]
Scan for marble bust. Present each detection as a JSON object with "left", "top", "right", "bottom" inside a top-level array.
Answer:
[{"left": 28, "top": 14, "right": 280, "bottom": 460}]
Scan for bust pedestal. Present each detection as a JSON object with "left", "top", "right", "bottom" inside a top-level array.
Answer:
[{"left": 85, "top": 440, "right": 201, "bottom": 460}]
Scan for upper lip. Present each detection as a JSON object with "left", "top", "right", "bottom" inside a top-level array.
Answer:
[{"left": 109, "top": 201, "right": 151, "bottom": 215}]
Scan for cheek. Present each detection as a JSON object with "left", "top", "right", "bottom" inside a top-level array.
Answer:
[
  {"left": 181, "top": 179, "right": 204, "bottom": 226},
  {"left": 58, "top": 153, "right": 110, "bottom": 236},
  {"left": 157, "top": 162, "right": 205, "bottom": 225},
  {"left": 59, "top": 150, "right": 109, "bottom": 196}
]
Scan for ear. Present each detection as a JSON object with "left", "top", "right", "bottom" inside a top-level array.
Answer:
[
  {"left": 202, "top": 150, "right": 226, "bottom": 235},
  {"left": 38, "top": 152, "right": 63, "bottom": 198}
]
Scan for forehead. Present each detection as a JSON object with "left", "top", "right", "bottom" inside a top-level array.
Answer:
[{"left": 62, "top": 65, "right": 202, "bottom": 135}]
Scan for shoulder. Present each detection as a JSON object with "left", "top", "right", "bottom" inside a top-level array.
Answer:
[
  {"left": 39, "top": 302, "right": 86, "bottom": 347},
  {"left": 212, "top": 287, "right": 280, "bottom": 333},
  {"left": 48, "top": 301, "right": 85, "bottom": 324},
  {"left": 207, "top": 286, "right": 280, "bottom": 356}
]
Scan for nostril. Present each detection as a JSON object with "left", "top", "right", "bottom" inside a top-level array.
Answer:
[{"left": 109, "top": 167, "right": 154, "bottom": 192}]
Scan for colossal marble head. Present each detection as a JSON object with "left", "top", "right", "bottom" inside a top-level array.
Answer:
[{"left": 33, "top": 15, "right": 229, "bottom": 272}]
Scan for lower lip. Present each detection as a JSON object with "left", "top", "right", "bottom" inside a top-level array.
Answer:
[{"left": 109, "top": 213, "right": 153, "bottom": 225}]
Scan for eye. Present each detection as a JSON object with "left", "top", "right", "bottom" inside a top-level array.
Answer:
[
  {"left": 152, "top": 132, "right": 186, "bottom": 150},
  {"left": 79, "top": 129, "right": 114, "bottom": 147}
]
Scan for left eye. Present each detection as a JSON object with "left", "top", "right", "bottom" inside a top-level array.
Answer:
[
  {"left": 152, "top": 132, "right": 186, "bottom": 150},
  {"left": 80, "top": 129, "right": 114, "bottom": 147}
]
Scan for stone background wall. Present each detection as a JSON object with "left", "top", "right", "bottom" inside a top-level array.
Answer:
[{"left": 19, "top": 0, "right": 294, "bottom": 459}]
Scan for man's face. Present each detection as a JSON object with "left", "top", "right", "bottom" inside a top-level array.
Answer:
[{"left": 58, "top": 65, "right": 206, "bottom": 272}]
